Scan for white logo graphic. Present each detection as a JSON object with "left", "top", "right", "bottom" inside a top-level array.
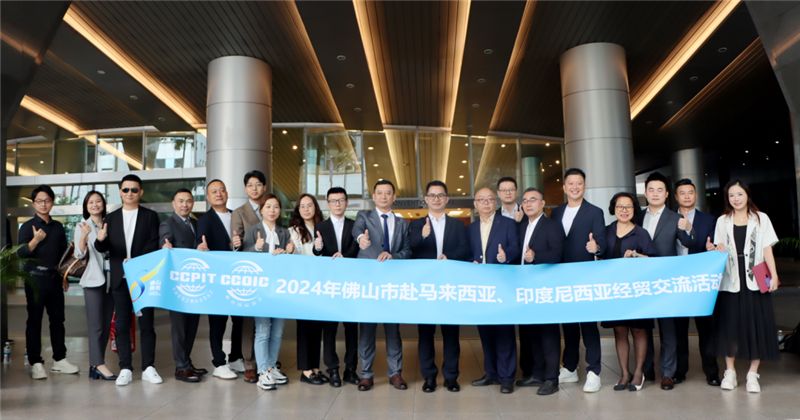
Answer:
[
  {"left": 224, "top": 260, "right": 270, "bottom": 308},
  {"left": 170, "top": 257, "right": 214, "bottom": 304}
]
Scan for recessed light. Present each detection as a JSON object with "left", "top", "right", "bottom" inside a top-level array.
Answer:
[
  {"left": 373, "top": 163, "right": 379, "bottom": 167},
  {"left": 11, "top": 148, "right": 16, "bottom": 152},
  {"left": 459, "top": 175, "right": 464, "bottom": 179},
  {"left": 483, "top": 48, "right": 493, "bottom": 55},
  {"left": 37, "top": 125, "right": 46, "bottom": 130},
  {"left": 745, "top": 150, "right": 749, "bottom": 154},
  {"left": 476, "top": 78, "right": 486, "bottom": 84},
  {"left": 471, "top": 103, "right": 480, "bottom": 109},
  {"left": 156, "top": 116, "right": 166, "bottom": 122},
  {"left": 378, "top": 178, "right": 383, "bottom": 181},
  {"left": 292, "top": 145, "right": 298, "bottom": 150},
  {"left": 689, "top": 75, "right": 699, "bottom": 82},
  {"left": 555, "top": 160, "right": 560, "bottom": 164},
  {"left": 302, "top": 159, "right": 306, "bottom": 163},
  {"left": 336, "top": 54, "right": 346, "bottom": 61},
  {"left": 500, "top": 144, "right": 506, "bottom": 148},
  {"left": 353, "top": 107, "right": 362, "bottom": 112},
  {"left": 461, "top": 160, "right": 467, "bottom": 164},
  {"left": 541, "top": 168, "right": 545, "bottom": 173},
  {"left": 556, "top": 179, "right": 560, "bottom": 182},
  {"left": 717, "top": 47, "right": 728, "bottom": 53},
  {"left": 741, "top": 162, "right": 746, "bottom": 166},
  {"left": 461, "top": 192, "right": 466, "bottom": 196},
  {"left": 457, "top": 188, "right": 462, "bottom": 192},
  {"left": 367, "top": 146, "right": 374, "bottom": 150},
  {"left": 23, "top": 204, "right": 28, "bottom": 207},
  {"left": 282, "top": 129, "right": 288, "bottom": 135},
  {"left": 39, "top": 160, "right": 44, "bottom": 164},
  {"left": 666, "top": 100, "right": 674, "bottom": 105},
  {"left": 545, "top": 143, "right": 550, "bottom": 147},
  {"left": 549, "top": 164, "right": 552, "bottom": 167},
  {"left": 704, "top": 173, "right": 708, "bottom": 176},
  {"left": 765, "top": 156, "right": 770, "bottom": 161},
  {"left": 96, "top": 69, "right": 106, "bottom": 75},
  {"left": 775, "top": 140, "right": 780, "bottom": 144},
  {"left": 129, "top": 95, "right": 138, "bottom": 101},
  {"left": 345, "top": 83, "right": 355, "bottom": 89}
]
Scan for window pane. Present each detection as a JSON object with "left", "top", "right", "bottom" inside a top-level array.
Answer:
[
  {"left": 141, "top": 179, "right": 206, "bottom": 203},
  {"left": 6, "top": 143, "right": 15, "bottom": 176},
  {"left": 55, "top": 137, "right": 91, "bottom": 174},
  {"left": 96, "top": 132, "right": 144, "bottom": 172},
  {"left": 364, "top": 130, "right": 417, "bottom": 198},
  {"left": 16, "top": 140, "right": 53, "bottom": 176},
  {"left": 472, "top": 136, "right": 517, "bottom": 190},
  {"left": 272, "top": 127, "right": 303, "bottom": 200},
  {"left": 144, "top": 133, "right": 198, "bottom": 169},
  {"left": 519, "top": 139, "right": 564, "bottom": 207},
  {"left": 304, "top": 129, "right": 364, "bottom": 198}
]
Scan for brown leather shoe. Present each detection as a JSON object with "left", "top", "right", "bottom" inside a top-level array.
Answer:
[
  {"left": 389, "top": 374, "right": 408, "bottom": 390},
  {"left": 175, "top": 368, "right": 201, "bottom": 383},
  {"left": 243, "top": 369, "right": 258, "bottom": 383},
  {"left": 660, "top": 377, "right": 675, "bottom": 390},
  {"left": 357, "top": 377, "right": 374, "bottom": 391}
]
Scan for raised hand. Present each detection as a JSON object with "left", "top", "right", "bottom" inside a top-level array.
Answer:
[
  {"left": 96, "top": 223, "right": 108, "bottom": 241},
  {"left": 162, "top": 238, "right": 173, "bottom": 249},
  {"left": 314, "top": 230, "right": 323, "bottom": 251},
  {"left": 32, "top": 226, "right": 47, "bottom": 242},
  {"left": 497, "top": 243, "right": 507, "bottom": 263},
  {"left": 705, "top": 236, "right": 715, "bottom": 251},
  {"left": 438, "top": 254, "right": 448, "bottom": 260},
  {"left": 715, "top": 243, "right": 726, "bottom": 252},
  {"left": 677, "top": 215, "right": 692, "bottom": 232},
  {"left": 524, "top": 246, "right": 534, "bottom": 263},
  {"left": 624, "top": 249, "right": 636, "bottom": 258},
  {"left": 197, "top": 234, "right": 209, "bottom": 251},
  {"left": 232, "top": 232, "right": 242, "bottom": 250},
  {"left": 79, "top": 222, "right": 91, "bottom": 237},
  {"left": 255, "top": 230, "right": 265, "bottom": 252},
  {"left": 359, "top": 229, "right": 371, "bottom": 250},
  {"left": 514, "top": 207, "right": 524, "bottom": 223},
  {"left": 421, "top": 217, "right": 431, "bottom": 238},
  {"left": 586, "top": 232, "right": 598, "bottom": 254}
]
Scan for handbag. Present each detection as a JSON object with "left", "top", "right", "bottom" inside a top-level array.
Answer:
[
  {"left": 57, "top": 242, "right": 88, "bottom": 283},
  {"left": 752, "top": 261, "right": 772, "bottom": 293}
]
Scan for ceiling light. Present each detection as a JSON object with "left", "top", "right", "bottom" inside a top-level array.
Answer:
[
  {"left": 129, "top": 95, "right": 138, "bottom": 101},
  {"left": 336, "top": 54, "right": 346, "bottom": 61},
  {"left": 96, "top": 69, "right": 105, "bottom": 75},
  {"left": 646, "top": 120, "right": 653, "bottom": 125},
  {"left": 483, "top": 48, "right": 493, "bottom": 55},
  {"left": 373, "top": 163, "right": 379, "bottom": 167},
  {"left": 378, "top": 178, "right": 384, "bottom": 181},
  {"left": 156, "top": 116, "right": 166, "bottom": 122},
  {"left": 744, "top": 150, "right": 749, "bottom": 154},
  {"left": 459, "top": 175, "right": 464, "bottom": 179},
  {"left": 555, "top": 160, "right": 560, "bottom": 164},
  {"left": 689, "top": 75, "right": 699, "bottom": 82},
  {"left": 471, "top": 103, "right": 480, "bottom": 109},
  {"left": 37, "top": 125, "right": 46, "bottom": 131},
  {"left": 741, "top": 162, "right": 745, "bottom": 166},
  {"left": 292, "top": 145, "right": 298, "bottom": 150},
  {"left": 556, "top": 178, "right": 560, "bottom": 182},
  {"left": 500, "top": 144, "right": 506, "bottom": 148},
  {"left": 39, "top": 160, "right": 44, "bottom": 164},
  {"left": 666, "top": 100, "right": 673, "bottom": 105},
  {"left": 545, "top": 142, "right": 550, "bottom": 147},
  {"left": 282, "top": 129, "right": 288, "bottom": 135},
  {"left": 457, "top": 188, "right": 462, "bottom": 192},
  {"left": 461, "top": 160, "right": 467, "bottom": 164},
  {"left": 477, "top": 77, "right": 486, "bottom": 84},
  {"left": 765, "top": 156, "right": 769, "bottom": 161},
  {"left": 346, "top": 83, "right": 355, "bottom": 89},
  {"left": 775, "top": 140, "right": 780, "bottom": 144},
  {"left": 717, "top": 46, "right": 728, "bottom": 53},
  {"left": 461, "top": 192, "right": 466, "bottom": 196},
  {"left": 353, "top": 107, "right": 362, "bottom": 112}
]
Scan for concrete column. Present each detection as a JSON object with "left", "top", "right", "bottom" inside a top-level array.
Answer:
[
  {"left": 560, "top": 43, "right": 634, "bottom": 222},
  {"left": 672, "top": 147, "right": 706, "bottom": 211},
  {"left": 520, "top": 156, "right": 543, "bottom": 192},
  {"left": 206, "top": 56, "right": 272, "bottom": 208}
]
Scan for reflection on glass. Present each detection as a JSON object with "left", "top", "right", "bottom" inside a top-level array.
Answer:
[
  {"left": 363, "top": 131, "right": 398, "bottom": 196},
  {"left": 55, "top": 138, "right": 90, "bottom": 174},
  {"left": 418, "top": 131, "right": 450, "bottom": 189},
  {"left": 472, "top": 136, "right": 517, "bottom": 190},
  {"left": 141, "top": 179, "right": 206, "bottom": 203},
  {"left": 97, "top": 132, "right": 144, "bottom": 172},
  {"left": 5, "top": 186, "right": 33, "bottom": 208},
  {"left": 16, "top": 140, "right": 53, "bottom": 176},
  {"left": 6, "top": 143, "right": 15, "bottom": 176},
  {"left": 304, "top": 129, "right": 363, "bottom": 198},
  {"left": 444, "top": 135, "right": 471, "bottom": 197},
  {"left": 51, "top": 185, "right": 92, "bottom": 206},
  {"left": 144, "top": 133, "right": 200, "bottom": 169},
  {"left": 272, "top": 128, "right": 303, "bottom": 200},
  {"left": 519, "top": 139, "right": 563, "bottom": 208}
]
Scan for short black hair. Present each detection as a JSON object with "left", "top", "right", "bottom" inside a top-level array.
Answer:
[
  {"left": 674, "top": 178, "right": 695, "bottom": 190},
  {"left": 81, "top": 190, "right": 107, "bottom": 219},
  {"left": 563, "top": 168, "right": 586, "bottom": 181},
  {"left": 30, "top": 185, "right": 55, "bottom": 201},
  {"left": 243, "top": 170, "right": 266, "bottom": 186},
  {"left": 172, "top": 188, "right": 194, "bottom": 200},
  {"left": 373, "top": 179, "right": 395, "bottom": 193},
  {"left": 206, "top": 178, "right": 225, "bottom": 189},
  {"left": 326, "top": 187, "right": 348, "bottom": 198},
  {"left": 496, "top": 176, "right": 517, "bottom": 189},
  {"left": 522, "top": 187, "right": 543, "bottom": 197},
  {"left": 645, "top": 171, "right": 669, "bottom": 189},
  {"left": 425, "top": 180, "right": 448, "bottom": 195},
  {"left": 119, "top": 174, "right": 143, "bottom": 188},
  {"left": 609, "top": 191, "right": 640, "bottom": 219}
]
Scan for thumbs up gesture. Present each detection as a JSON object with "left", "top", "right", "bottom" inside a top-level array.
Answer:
[
  {"left": 421, "top": 217, "right": 431, "bottom": 238},
  {"left": 586, "top": 232, "right": 598, "bottom": 254},
  {"left": 96, "top": 223, "right": 108, "bottom": 241},
  {"left": 677, "top": 215, "right": 692, "bottom": 232},
  {"left": 705, "top": 236, "right": 715, "bottom": 251},
  {"left": 359, "top": 229, "right": 371, "bottom": 250},
  {"left": 314, "top": 230, "right": 323, "bottom": 251},
  {"left": 497, "top": 243, "right": 507, "bottom": 263},
  {"left": 232, "top": 232, "right": 242, "bottom": 250},
  {"left": 514, "top": 207, "right": 524, "bottom": 223},
  {"left": 197, "top": 234, "right": 209, "bottom": 251},
  {"left": 524, "top": 245, "right": 535, "bottom": 263},
  {"left": 162, "top": 237, "right": 173, "bottom": 249},
  {"left": 255, "top": 230, "right": 265, "bottom": 252},
  {"left": 32, "top": 225, "right": 47, "bottom": 242}
]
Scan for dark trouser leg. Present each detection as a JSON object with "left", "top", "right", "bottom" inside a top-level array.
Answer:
[
  {"left": 538, "top": 324, "right": 561, "bottom": 383},
  {"left": 170, "top": 311, "right": 191, "bottom": 370},
  {"left": 229, "top": 316, "right": 243, "bottom": 361},
  {"left": 43, "top": 277, "right": 67, "bottom": 361},
  {"left": 417, "top": 324, "right": 437, "bottom": 380},
  {"left": 84, "top": 286, "right": 113, "bottom": 366},
  {"left": 139, "top": 307, "right": 156, "bottom": 370},
  {"left": 110, "top": 283, "right": 133, "bottom": 370},
  {"left": 580, "top": 322, "right": 601, "bottom": 374},
  {"left": 297, "top": 319, "right": 323, "bottom": 371},
  {"left": 321, "top": 321, "right": 340, "bottom": 371},
  {"left": 694, "top": 315, "right": 719, "bottom": 379},
  {"left": 185, "top": 314, "right": 200, "bottom": 366},
  {"left": 495, "top": 325, "right": 517, "bottom": 385},
  {"left": 658, "top": 318, "right": 678, "bottom": 378},
  {"left": 24, "top": 280, "right": 46, "bottom": 365},
  {"left": 561, "top": 322, "right": 580, "bottom": 371},
  {"left": 477, "top": 325, "right": 497, "bottom": 379},
  {"left": 518, "top": 324, "right": 535, "bottom": 377},
  {"left": 441, "top": 324, "right": 460, "bottom": 381},
  {"left": 343, "top": 322, "right": 358, "bottom": 371},
  {"left": 208, "top": 315, "right": 228, "bottom": 367},
  {"left": 674, "top": 316, "right": 690, "bottom": 379}
]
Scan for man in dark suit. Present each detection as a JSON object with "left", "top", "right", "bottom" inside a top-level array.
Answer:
[
  {"left": 469, "top": 187, "right": 520, "bottom": 394},
  {"left": 637, "top": 172, "right": 694, "bottom": 391},
  {"left": 408, "top": 180, "right": 470, "bottom": 393},
  {"left": 516, "top": 187, "right": 564, "bottom": 396},
  {"left": 673, "top": 178, "right": 720, "bottom": 386},
  {"left": 312, "top": 186, "right": 360, "bottom": 387},
  {"left": 95, "top": 174, "right": 161, "bottom": 386},
  {"left": 159, "top": 188, "right": 205, "bottom": 383},
  {"left": 550, "top": 168, "right": 606, "bottom": 393},
  {"left": 352, "top": 179, "right": 411, "bottom": 391},
  {"left": 196, "top": 179, "right": 240, "bottom": 381}
]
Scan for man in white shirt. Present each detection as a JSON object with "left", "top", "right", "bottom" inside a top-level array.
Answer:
[{"left": 496, "top": 176, "right": 523, "bottom": 222}]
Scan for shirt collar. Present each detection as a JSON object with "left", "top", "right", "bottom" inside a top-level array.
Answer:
[{"left": 647, "top": 205, "right": 665, "bottom": 216}]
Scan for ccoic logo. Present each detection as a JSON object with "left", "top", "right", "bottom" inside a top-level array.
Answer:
[{"left": 224, "top": 260, "right": 270, "bottom": 308}]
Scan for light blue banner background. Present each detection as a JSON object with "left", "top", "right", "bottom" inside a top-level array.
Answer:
[{"left": 123, "top": 249, "right": 727, "bottom": 325}]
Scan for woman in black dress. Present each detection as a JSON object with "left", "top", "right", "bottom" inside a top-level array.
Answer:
[
  {"left": 712, "top": 180, "right": 780, "bottom": 393},
  {"left": 600, "top": 192, "right": 657, "bottom": 392}
]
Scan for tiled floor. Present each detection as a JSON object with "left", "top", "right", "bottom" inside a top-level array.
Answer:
[{"left": 1, "top": 299, "right": 799, "bottom": 419}]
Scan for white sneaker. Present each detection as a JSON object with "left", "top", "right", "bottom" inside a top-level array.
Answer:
[
  {"left": 583, "top": 371, "right": 601, "bottom": 393},
  {"left": 51, "top": 358, "right": 79, "bottom": 374},
  {"left": 213, "top": 364, "right": 238, "bottom": 380},
  {"left": 228, "top": 358, "right": 245, "bottom": 373},
  {"left": 142, "top": 366, "right": 163, "bottom": 384},
  {"left": 257, "top": 371, "right": 276, "bottom": 390},
  {"left": 269, "top": 367, "right": 288, "bottom": 385},
  {"left": 559, "top": 367, "right": 579, "bottom": 383},
  {"left": 31, "top": 362, "right": 48, "bottom": 380},
  {"left": 746, "top": 372, "right": 761, "bottom": 393},
  {"left": 720, "top": 369, "right": 737, "bottom": 390},
  {"left": 116, "top": 368, "right": 133, "bottom": 386}
]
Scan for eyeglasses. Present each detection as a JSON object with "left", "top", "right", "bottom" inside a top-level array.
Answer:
[
  {"left": 425, "top": 193, "right": 447, "bottom": 200},
  {"left": 474, "top": 198, "right": 496, "bottom": 205},
  {"left": 327, "top": 199, "right": 346, "bottom": 205},
  {"left": 521, "top": 198, "right": 540, "bottom": 205},
  {"left": 33, "top": 199, "right": 53, "bottom": 205},
  {"left": 121, "top": 187, "right": 140, "bottom": 194},
  {"left": 615, "top": 205, "right": 634, "bottom": 211},
  {"left": 498, "top": 188, "right": 516, "bottom": 194}
]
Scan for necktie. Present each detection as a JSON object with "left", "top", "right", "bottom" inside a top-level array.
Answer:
[
  {"left": 184, "top": 218, "right": 195, "bottom": 234},
  {"left": 381, "top": 214, "right": 390, "bottom": 253}
]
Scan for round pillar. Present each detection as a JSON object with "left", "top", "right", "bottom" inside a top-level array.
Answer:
[
  {"left": 207, "top": 56, "right": 272, "bottom": 208},
  {"left": 672, "top": 147, "right": 706, "bottom": 211},
  {"left": 521, "top": 156, "right": 543, "bottom": 192}
]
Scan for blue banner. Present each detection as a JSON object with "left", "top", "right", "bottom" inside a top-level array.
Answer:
[{"left": 123, "top": 249, "right": 726, "bottom": 325}]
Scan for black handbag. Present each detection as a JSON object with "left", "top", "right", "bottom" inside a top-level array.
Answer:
[{"left": 57, "top": 242, "right": 88, "bottom": 282}]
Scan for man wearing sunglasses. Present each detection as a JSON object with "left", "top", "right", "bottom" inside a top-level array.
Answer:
[{"left": 95, "top": 174, "right": 161, "bottom": 386}]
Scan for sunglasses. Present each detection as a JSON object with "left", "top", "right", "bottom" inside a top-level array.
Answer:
[{"left": 121, "top": 187, "right": 140, "bottom": 194}]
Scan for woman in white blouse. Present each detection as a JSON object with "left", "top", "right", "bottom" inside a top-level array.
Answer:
[
  {"left": 289, "top": 194, "right": 328, "bottom": 385},
  {"left": 712, "top": 180, "right": 780, "bottom": 393},
  {"left": 74, "top": 191, "right": 116, "bottom": 380}
]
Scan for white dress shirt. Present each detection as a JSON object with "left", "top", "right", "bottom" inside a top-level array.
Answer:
[
  {"left": 561, "top": 204, "right": 579, "bottom": 236},
  {"left": 643, "top": 205, "right": 665, "bottom": 239},
  {"left": 500, "top": 203, "right": 520, "bottom": 220},
  {"left": 216, "top": 210, "right": 232, "bottom": 239},
  {"left": 428, "top": 213, "right": 447, "bottom": 258},
  {"left": 331, "top": 215, "right": 345, "bottom": 252},
  {"left": 677, "top": 208, "right": 696, "bottom": 255},
  {"left": 122, "top": 208, "right": 138, "bottom": 259},
  {"left": 521, "top": 214, "right": 543, "bottom": 265},
  {"left": 376, "top": 209, "right": 395, "bottom": 251}
]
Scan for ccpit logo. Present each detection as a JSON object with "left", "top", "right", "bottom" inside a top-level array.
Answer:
[{"left": 170, "top": 257, "right": 214, "bottom": 304}]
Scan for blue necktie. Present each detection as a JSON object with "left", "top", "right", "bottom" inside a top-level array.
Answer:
[{"left": 381, "top": 214, "right": 390, "bottom": 253}]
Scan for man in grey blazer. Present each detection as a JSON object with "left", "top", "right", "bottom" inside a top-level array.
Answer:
[
  {"left": 159, "top": 188, "right": 205, "bottom": 383},
  {"left": 352, "top": 179, "right": 411, "bottom": 391},
  {"left": 636, "top": 172, "right": 693, "bottom": 391}
]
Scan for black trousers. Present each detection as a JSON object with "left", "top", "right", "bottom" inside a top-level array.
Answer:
[
  {"left": 170, "top": 311, "right": 200, "bottom": 370},
  {"left": 208, "top": 315, "right": 244, "bottom": 367},
  {"left": 561, "top": 322, "right": 601, "bottom": 374},
  {"left": 519, "top": 324, "right": 561, "bottom": 382},
  {"left": 25, "top": 273, "right": 66, "bottom": 364},
  {"left": 674, "top": 316, "right": 719, "bottom": 380},
  {"left": 296, "top": 319, "right": 324, "bottom": 370},
  {"left": 418, "top": 324, "right": 460, "bottom": 381},
  {"left": 321, "top": 321, "right": 358, "bottom": 372},
  {"left": 110, "top": 280, "right": 155, "bottom": 371},
  {"left": 477, "top": 324, "right": 517, "bottom": 385}
]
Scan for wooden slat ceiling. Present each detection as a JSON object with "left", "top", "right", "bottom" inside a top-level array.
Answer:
[
  {"left": 7, "top": 107, "right": 70, "bottom": 141},
  {"left": 70, "top": 1, "right": 341, "bottom": 124}
]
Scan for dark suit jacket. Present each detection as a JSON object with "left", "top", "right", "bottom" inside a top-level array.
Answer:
[
  {"left": 603, "top": 222, "right": 656, "bottom": 258},
  {"left": 95, "top": 206, "right": 160, "bottom": 288},
  {"left": 408, "top": 215, "right": 470, "bottom": 261},
  {"left": 468, "top": 215, "right": 520, "bottom": 264},
  {"left": 312, "top": 217, "right": 359, "bottom": 258},
  {"left": 635, "top": 207, "right": 693, "bottom": 257},
  {"left": 352, "top": 210, "right": 411, "bottom": 259},
  {"left": 196, "top": 209, "right": 233, "bottom": 251},
  {"left": 687, "top": 209, "right": 716, "bottom": 254},
  {"left": 551, "top": 200, "right": 607, "bottom": 262},
  {"left": 243, "top": 223, "right": 291, "bottom": 252},
  {"left": 159, "top": 213, "right": 198, "bottom": 249},
  {"left": 517, "top": 215, "right": 564, "bottom": 265}
]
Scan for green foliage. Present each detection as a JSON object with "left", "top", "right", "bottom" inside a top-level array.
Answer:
[
  {"left": 0, "top": 245, "right": 35, "bottom": 291},
  {"left": 773, "top": 237, "right": 800, "bottom": 259}
]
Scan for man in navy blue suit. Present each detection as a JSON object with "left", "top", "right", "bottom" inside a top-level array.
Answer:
[
  {"left": 468, "top": 187, "right": 520, "bottom": 394},
  {"left": 409, "top": 180, "right": 470, "bottom": 393},
  {"left": 550, "top": 168, "right": 606, "bottom": 393},
  {"left": 516, "top": 187, "right": 564, "bottom": 396},
  {"left": 673, "top": 178, "right": 720, "bottom": 386}
]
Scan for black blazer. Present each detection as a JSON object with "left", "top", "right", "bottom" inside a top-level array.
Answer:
[
  {"left": 312, "top": 217, "right": 359, "bottom": 258},
  {"left": 551, "top": 200, "right": 607, "bottom": 262},
  {"left": 467, "top": 215, "right": 520, "bottom": 264},
  {"left": 635, "top": 207, "right": 693, "bottom": 257},
  {"left": 159, "top": 213, "right": 198, "bottom": 249},
  {"left": 603, "top": 222, "right": 656, "bottom": 259},
  {"left": 517, "top": 215, "right": 564, "bottom": 265},
  {"left": 196, "top": 209, "right": 233, "bottom": 251},
  {"left": 95, "top": 206, "right": 160, "bottom": 288},
  {"left": 408, "top": 215, "right": 470, "bottom": 261},
  {"left": 687, "top": 209, "right": 716, "bottom": 254}
]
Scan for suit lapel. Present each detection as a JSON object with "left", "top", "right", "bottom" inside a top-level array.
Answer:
[
  {"left": 530, "top": 216, "right": 545, "bottom": 248},
  {"left": 653, "top": 209, "right": 669, "bottom": 241}
]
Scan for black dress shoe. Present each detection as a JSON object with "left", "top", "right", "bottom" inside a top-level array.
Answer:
[
  {"left": 422, "top": 377, "right": 437, "bottom": 393},
  {"left": 660, "top": 377, "right": 675, "bottom": 390},
  {"left": 673, "top": 376, "right": 685, "bottom": 384},
  {"left": 300, "top": 372, "right": 325, "bottom": 385},
  {"left": 343, "top": 368, "right": 360, "bottom": 385},
  {"left": 191, "top": 365, "right": 208, "bottom": 376},
  {"left": 175, "top": 368, "right": 201, "bottom": 383},
  {"left": 444, "top": 379, "right": 460, "bottom": 392},
  {"left": 328, "top": 369, "right": 342, "bottom": 387},
  {"left": 471, "top": 375, "right": 499, "bottom": 386},
  {"left": 500, "top": 383, "right": 514, "bottom": 394},
  {"left": 537, "top": 380, "right": 559, "bottom": 396},
  {"left": 706, "top": 376, "right": 721, "bottom": 386},
  {"left": 516, "top": 375, "right": 543, "bottom": 387},
  {"left": 644, "top": 369, "right": 656, "bottom": 382},
  {"left": 316, "top": 371, "right": 330, "bottom": 383}
]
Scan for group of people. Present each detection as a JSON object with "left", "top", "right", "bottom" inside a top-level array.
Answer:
[{"left": 17, "top": 166, "right": 781, "bottom": 396}]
